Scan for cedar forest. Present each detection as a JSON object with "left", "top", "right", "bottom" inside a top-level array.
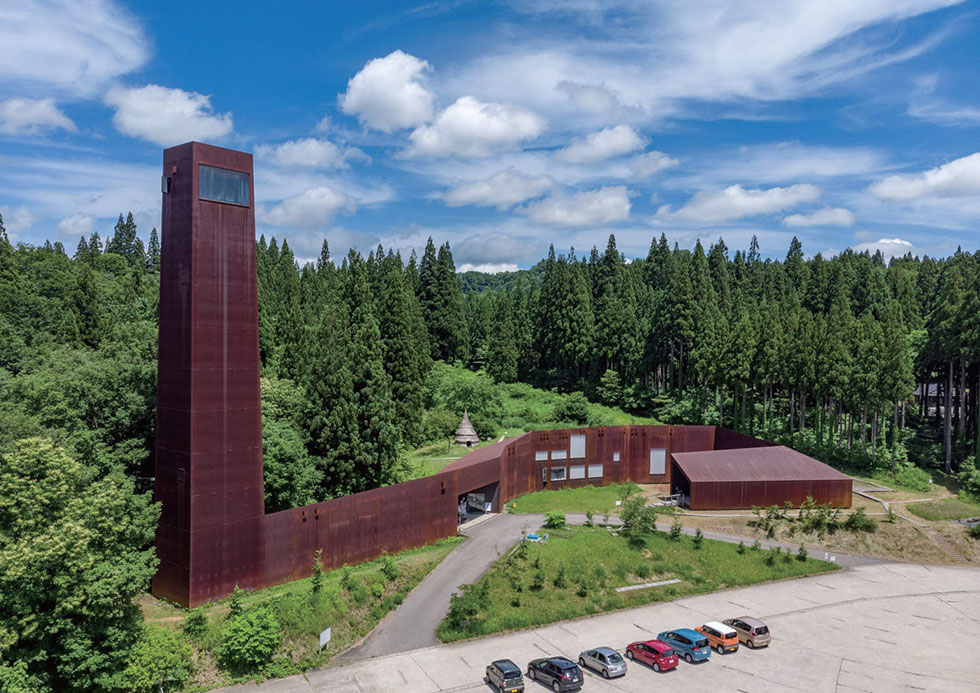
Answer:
[{"left": 1, "top": 210, "right": 980, "bottom": 690}]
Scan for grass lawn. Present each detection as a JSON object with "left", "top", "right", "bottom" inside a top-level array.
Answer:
[
  {"left": 436, "top": 527, "right": 836, "bottom": 643},
  {"left": 507, "top": 483, "right": 639, "bottom": 515},
  {"left": 906, "top": 497, "right": 980, "bottom": 521},
  {"left": 142, "top": 537, "right": 462, "bottom": 690}
]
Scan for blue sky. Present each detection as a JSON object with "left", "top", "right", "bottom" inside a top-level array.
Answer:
[{"left": 1, "top": 1, "right": 978, "bottom": 270}]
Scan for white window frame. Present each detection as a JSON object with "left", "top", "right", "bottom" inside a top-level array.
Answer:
[
  {"left": 551, "top": 450, "right": 567, "bottom": 460},
  {"left": 588, "top": 464, "right": 604, "bottom": 479},
  {"left": 612, "top": 451, "right": 621, "bottom": 462},
  {"left": 569, "top": 434, "right": 586, "bottom": 459},
  {"left": 535, "top": 451, "right": 548, "bottom": 461},
  {"left": 550, "top": 467, "right": 567, "bottom": 481},
  {"left": 569, "top": 465, "right": 586, "bottom": 480}
]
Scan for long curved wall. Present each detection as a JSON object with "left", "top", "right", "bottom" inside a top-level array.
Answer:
[{"left": 165, "top": 424, "right": 777, "bottom": 606}]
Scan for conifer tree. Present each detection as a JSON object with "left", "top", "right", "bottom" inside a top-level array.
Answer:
[
  {"left": 486, "top": 292, "right": 518, "bottom": 383},
  {"left": 146, "top": 227, "right": 161, "bottom": 272}
]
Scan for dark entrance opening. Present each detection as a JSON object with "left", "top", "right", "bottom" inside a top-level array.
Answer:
[{"left": 458, "top": 481, "right": 499, "bottom": 524}]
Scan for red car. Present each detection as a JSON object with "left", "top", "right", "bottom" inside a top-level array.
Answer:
[{"left": 625, "top": 639, "right": 678, "bottom": 672}]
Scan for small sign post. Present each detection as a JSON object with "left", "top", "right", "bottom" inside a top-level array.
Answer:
[{"left": 319, "top": 627, "right": 331, "bottom": 654}]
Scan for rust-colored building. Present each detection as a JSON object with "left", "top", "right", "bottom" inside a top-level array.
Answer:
[
  {"left": 670, "top": 445, "right": 853, "bottom": 510},
  {"left": 152, "top": 143, "right": 852, "bottom": 607}
]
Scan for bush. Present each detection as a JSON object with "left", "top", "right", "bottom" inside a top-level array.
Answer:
[
  {"left": 421, "top": 409, "right": 460, "bottom": 441},
  {"left": 668, "top": 521, "right": 683, "bottom": 541},
  {"left": 635, "top": 562, "right": 652, "bottom": 578},
  {"left": 182, "top": 610, "right": 208, "bottom": 639},
  {"left": 228, "top": 585, "right": 245, "bottom": 618},
  {"left": 692, "top": 528, "right": 704, "bottom": 550},
  {"left": 340, "top": 565, "right": 354, "bottom": 591},
  {"left": 958, "top": 457, "right": 980, "bottom": 497},
  {"left": 219, "top": 608, "right": 281, "bottom": 673},
  {"left": 445, "top": 582, "right": 488, "bottom": 630},
  {"left": 371, "top": 582, "right": 385, "bottom": 599},
  {"left": 844, "top": 507, "right": 877, "bottom": 533},
  {"left": 553, "top": 564, "right": 568, "bottom": 588},
  {"left": 380, "top": 555, "right": 399, "bottom": 582},
  {"left": 736, "top": 540, "right": 746, "bottom": 554},
  {"left": 890, "top": 464, "right": 932, "bottom": 492},
  {"left": 585, "top": 509, "right": 594, "bottom": 527},
  {"left": 765, "top": 548, "right": 778, "bottom": 566},
  {"left": 969, "top": 524, "right": 980, "bottom": 540},
  {"left": 544, "top": 510, "right": 566, "bottom": 529},
  {"left": 311, "top": 549, "right": 324, "bottom": 594},
  {"left": 797, "top": 544, "right": 808, "bottom": 561},
  {"left": 123, "top": 626, "right": 193, "bottom": 693},
  {"left": 553, "top": 391, "right": 591, "bottom": 424},
  {"left": 752, "top": 539, "right": 762, "bottom": 551}
]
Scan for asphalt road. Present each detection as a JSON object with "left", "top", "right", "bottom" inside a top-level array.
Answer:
[
  {"left": 224, "top": 562, "right": 980, "bottom": 692},
  {"left": 339, "top": 513, "right": 541, "bottom": 660}
]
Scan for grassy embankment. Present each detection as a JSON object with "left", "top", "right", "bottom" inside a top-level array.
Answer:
[
  {"left": 906, "top": 497, "right": 980, "bottom": 521},
  {"left": 142, "top": 537, "right": 462, "bottom": 690},
  {"left": 437, "top": 526, "right": 835, "bottom": 642},
  {"left": 506, "top": 483, "right": 639, "bottom": 515}
]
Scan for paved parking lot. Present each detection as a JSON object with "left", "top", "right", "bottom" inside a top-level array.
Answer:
[{"left": 225, "top": 562, "right": 980, "bottom": 693}]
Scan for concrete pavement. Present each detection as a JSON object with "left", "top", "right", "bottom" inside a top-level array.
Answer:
[{"left": 223, "top": 562, "right": 980, "bottom": 692}]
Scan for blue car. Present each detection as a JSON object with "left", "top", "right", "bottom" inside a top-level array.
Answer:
[{"left": 657, "top": 629, "right": 712, "bottom": 663}]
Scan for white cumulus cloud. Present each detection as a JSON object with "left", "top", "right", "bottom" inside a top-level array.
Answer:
[
  {"left": 851, "top": 237, "right": 916, "bottom": 259},
  {"left": 339, "top": 50, "right": 435, "bottom": 132},
  {"left": 521, "top": 185, "right": 630, "bottom": 228},
  {"left": 458, "top": 262, "right": 519, "bottom": 274},
  {"left": 783, "top": 207, "right": 855, "bottom": 227},
  {"left": 256, "top": 137, "right": 361, "bottom": 170},
  {"left": 626, "top": 150, "right": 678, "bottom": 180},
  {"left": 657, "top": 184, "right": 820, "bottom": 223},
  {"left": 0, "top": 0, "right": 148, "bottom": 98},
  {"left": 105, "top": 84, "right": 233, "bottom": 147},
  {"left": 0, "top": 205, "right": 36, "bottom": 236},
  {"left": 263, "top": 186, "right": 356, "bottom": 228},
  {"left": 869, "top": 152, "right": 980, "bottom": 201},
  {"left": 57, "top": 212, "right": 96, "bottom": 237},
  {"left": 408, "top": 96, "right": 545, "bottom": 158},
  {"left": 557, "top": 124, "right": 646, "bottom": 164},
  {"left": 443, "top": 170, "right": 554, "bottom": 209},
  {"left": 0, "top": 98, "right": 76, "bottom": 135}
]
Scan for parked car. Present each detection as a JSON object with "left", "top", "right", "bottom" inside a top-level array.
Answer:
[
  {"left": 696, "top": 621, "right": 740, "bottom": 654},
  {"left": 722, "top": 616, "right": 771, "bottom": 648},
  {"left": 486, "top": 659, "right": 525, "bottom": 692},
  {"left": 578, "top": 646, "right": 627, "bottom": 678},
  {"left": 625, "top": 639, "right": 678, "bottom": 672},
  {"left": 657, "top": 629, "right": 711, "bottom": 663},
  {"left": 526, "top": 657, "right": 583, "bottom": 692}
]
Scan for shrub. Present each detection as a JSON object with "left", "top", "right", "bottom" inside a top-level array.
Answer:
[
  {"left": 635, "top": 562, "right": 652, "bottom": 578},
  {"left": 892, "top": 464, "right": 933, "bottom": 492},
  {"left": 585, "top": 509, "right": 594, "bottom": 527},
  {"left": 123, "top": 626, "right": 193, "bottom": 693},
  {"left": 311, "top": 549, "right": 324, "bottom": 594},
  {"left": 885, "top": 506, "right": 898, "bottom": 523},
  {"left": 182, "top": 610, "right": 208, "bottom": 639},
  {"left": 531, "top": 570, "right": 545, "bottom": 591},
  {"left": 844, "top": 507, "right": 877, "bottom": 533},
  {"left": 553, "top": 564, "right": 568, "bottom": 588},
  {"left": 765, "top": 548, "right": 778, "bottom": 566},
  {"left": 421, "top": 409, "right": 460, "bottom": 441},
  {"left": 544, "top": 510, "right": 566, "bottom": 529},
  {"left": 692, "top": 528, "right": 704, "bottom": 550},
  {"left": 380, "top": 555, "right": 399, "bottom": 582},
  {"left": 371, "top": 582, "right": 385, "bottom": 599},
  {"left": 668, "top": 521, "right": 683, "bottom": 541},
  {"left": 736, "top": 540, "right": 746, "bottom": 554},
  {"left": 228, "top": 585, "right": 245, "bottom": 618},
  {"left": 219, "top": 608, "right": 281, "bottom": 673},
  {"left": 593, "top": 564, "right": 607, "bottom": 585},
  {"left": 752, "top": 540, "right": 762, "bottom": 551},
  {"left": 445, "top": 582, "right": 488, "bottom": 630},
  {"left": 620, "top": 495, "right": 655, "bottom": 546},
  {"left": 797, "top": 545, "right": 808, "bottom": 561},
  {"left": 969, "top": 524, "right": 980, "bottom": 540},
  {"left": 957, "top": 457, "right": 980, "bottom": 497},
  {"left": 553, "top": 391, "right": 590, "bottom": 424},
  {"left": 339, "top": 565, "right": 354, "bottom": 591}
]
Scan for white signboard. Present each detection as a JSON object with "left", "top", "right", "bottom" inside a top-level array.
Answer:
[{"left": 319, "top": 627, "right": 331, "bottom": 653}]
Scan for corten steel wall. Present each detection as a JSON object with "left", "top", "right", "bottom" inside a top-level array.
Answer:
[
  {"left": 153, "top": 143, "right": 264, "bottom": 606},
  {"left": 680, "top": 477, "right": 853, "bottom": 510},
  {"left": 153, "top": 145, "right": 825, "bottom": 605}
]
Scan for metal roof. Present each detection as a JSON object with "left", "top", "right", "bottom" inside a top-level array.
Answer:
[{"left": 671, "top": 445, "right": 850, "bottom": 483}]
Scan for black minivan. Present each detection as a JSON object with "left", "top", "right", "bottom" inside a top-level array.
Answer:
[
  {"left": 526, "top": 657, "right": 583, "bottom": 692},
  {"left": 486, "top": 659, "right": 524, "bottom": 693}
]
